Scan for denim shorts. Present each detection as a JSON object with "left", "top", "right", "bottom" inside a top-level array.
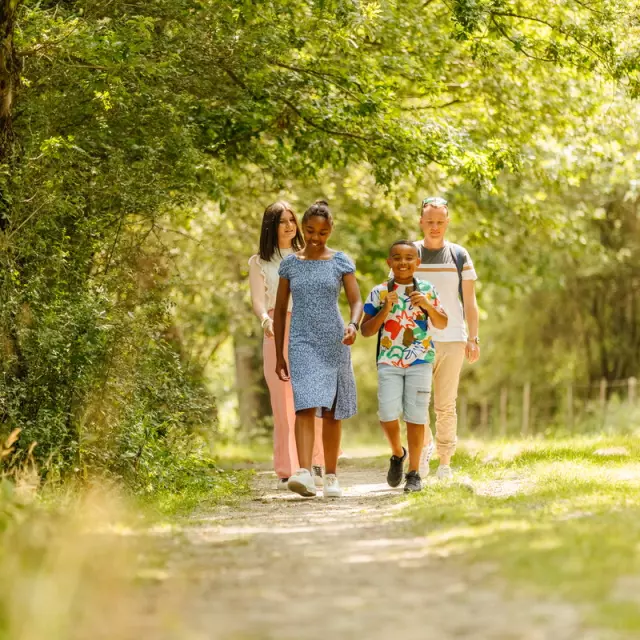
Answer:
[{"left": 377, "top": 363, "right": 432, "bottom": 424}]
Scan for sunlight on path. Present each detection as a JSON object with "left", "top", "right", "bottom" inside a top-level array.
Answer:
[{"left": 120, "top": 453, "right": 620, "bottom": 640}]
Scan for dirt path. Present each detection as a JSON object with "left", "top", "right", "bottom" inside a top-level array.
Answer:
[{"left": 128, "top": 455, "right": 609, "bottom": 640}]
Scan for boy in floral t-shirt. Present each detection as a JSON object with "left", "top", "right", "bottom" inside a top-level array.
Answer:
[{"left": 361, "top": 240, "right": 447, "bottom": 492}]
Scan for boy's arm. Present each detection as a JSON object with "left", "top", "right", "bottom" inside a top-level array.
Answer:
[
  {"left": 422, "top": 301, "right": 448, "bottom": 330},
  {"left": 361, "top": 293, "right": 396, "bottom": 337},
  {"left": 409, "top": 286, "right": 448, "bottom": 330}
]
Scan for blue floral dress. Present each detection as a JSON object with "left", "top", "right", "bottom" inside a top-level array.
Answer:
[{"left": 278, "top": 252, "right": 357, "bottom": 420}]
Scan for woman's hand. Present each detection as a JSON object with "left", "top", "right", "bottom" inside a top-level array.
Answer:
[
  {"left": 342, "top": 324, "right": 357, "bottom": 346},
  {"left": 263, "top": 317, "right": 274, "bottom": 338},
  {"left": 275, "top": 357, "right": 290, "bottom": 381}
]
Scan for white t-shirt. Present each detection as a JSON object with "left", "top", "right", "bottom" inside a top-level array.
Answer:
[{"left": 412, "top": 240, "right": 477, "bottom": 343}]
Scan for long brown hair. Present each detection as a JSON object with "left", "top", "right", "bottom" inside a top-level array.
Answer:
[{"left": 259, "top": 201, "right": 304, "bottom": 261}]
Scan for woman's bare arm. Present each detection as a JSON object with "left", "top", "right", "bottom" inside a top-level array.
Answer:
[{"left": 273, "top": 277, "right": 291, "bottom": 380}]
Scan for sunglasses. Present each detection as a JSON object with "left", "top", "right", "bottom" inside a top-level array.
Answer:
[{"left": 422, "top": 197, "right": 448, "bottom": 207}]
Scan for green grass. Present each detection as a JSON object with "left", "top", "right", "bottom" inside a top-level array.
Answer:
[
  {"left": 406, "top": 434, "right": 640, "bottom": 633},
  {"left": 143, "top": 467, "right": 253, "bottom": 516}
]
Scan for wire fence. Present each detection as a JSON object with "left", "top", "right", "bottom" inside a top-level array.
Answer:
[{"left": 456, "top": 376, "right": 639, "bottom": 437}]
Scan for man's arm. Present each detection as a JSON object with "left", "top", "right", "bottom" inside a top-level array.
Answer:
[{"left": 462, "top": 279, "right": 480, "bottom": 363}]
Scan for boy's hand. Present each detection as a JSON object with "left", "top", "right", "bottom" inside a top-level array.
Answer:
[
  {"left": 409, "top": 291, "right": 430, "bottom": 310},
  {"left": 384, "top": 291, "right": 399, "bottom": 308},
  {"left": 342, "top": 324, "right": 357, "bottom": 345},
  {"left": 275, "top": 357, "right": 290, "bottom": 381}
]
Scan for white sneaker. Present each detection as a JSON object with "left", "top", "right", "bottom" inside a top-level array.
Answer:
[
  {"left": 313, "top": 465, "right": 324, "bottom": 487},
  {"left": 276, "top": 478, "right": 289, "bottom": 491},
  {"left": 420, "top": 441, "right": 435, "bottom": 477},
  {"left": 323, "top": 474, "right": 342, "bottom": 498},
  {"left": 436, "top": 465, "right": 453, "bottom": 481},
  {"left": 287, "top": 469, "right": 317, "bottom": 497}
]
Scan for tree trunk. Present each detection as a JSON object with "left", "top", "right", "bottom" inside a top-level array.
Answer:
[
  {"left": 0, "top": 0, "right": 20, "bottom": 157},
  {"left": 233, "top": 330, "right": 271, "bottom": 437},
  {"left": 0, "top": 0, "right": 21, "bottom": 232}
]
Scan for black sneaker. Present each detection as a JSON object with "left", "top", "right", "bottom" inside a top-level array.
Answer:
[
  {"left": 404, "top": 470, "right": 423, "bottom": 493},
  {"left": 387, "top": 447, "right": 407, "bottom": 488}
]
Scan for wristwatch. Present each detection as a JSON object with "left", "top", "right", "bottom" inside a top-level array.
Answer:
[
  {"left": 469, "top": 336, "right": 480, "bottom": 345},
  {"left": 348, "top": 321, "right": 360, "bottom": 331}
]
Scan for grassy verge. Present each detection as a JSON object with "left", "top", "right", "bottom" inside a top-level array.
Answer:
[
  {"left": 0, "top": 443, "right": 256, "bottom": 639},
  {"left": 406, "top": 434, "right": 640, "bottom": 633},
  {"left": 137, "top": 462, "right": 253, "bottom": 517}
]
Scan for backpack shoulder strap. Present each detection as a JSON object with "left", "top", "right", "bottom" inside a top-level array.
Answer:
[{"left": 448, "top": 242, "right": 466, "bottom": 308}]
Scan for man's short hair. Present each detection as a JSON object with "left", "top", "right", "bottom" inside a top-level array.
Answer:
[
  {"left": 421, "top": 196, "right": 449, "bottom": 216},
  {"left": 389, "top": 239, "right": 419, "bottom": 256}
]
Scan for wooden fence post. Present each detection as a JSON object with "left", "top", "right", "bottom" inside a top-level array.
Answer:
[
  {"left": 521, "top": 382, "right": 531, "bottom": 436},
  {"left": 500, "top": 387, "right": 508, "bottom": 438},
  {"left": 629, "top": 377, "right": 637, "bottom": 405},
  {"left": 566, "top": 383, "right": 574, "bottom": 433},
  {"left": 599, "top": 378, "right": 608, "bottom": 427}
]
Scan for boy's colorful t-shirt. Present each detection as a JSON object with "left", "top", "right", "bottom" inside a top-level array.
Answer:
[{"left": 364, "top": 280, "right": 443, "bottom": 368}]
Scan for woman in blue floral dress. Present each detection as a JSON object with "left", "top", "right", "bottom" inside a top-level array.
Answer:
[{"left": 274, "top": 200, "right": 363, "bottom": 499}]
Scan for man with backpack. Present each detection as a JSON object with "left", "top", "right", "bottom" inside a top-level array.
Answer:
[{"left": 415, "top": 197, "right": 480, "bottom": 480}]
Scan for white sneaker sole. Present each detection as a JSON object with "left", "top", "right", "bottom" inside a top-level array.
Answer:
[
  {"left": 288, "top": 478, "right": 316, "bottom": 497},
  {"left": 420, "top": 443, "right": 435, "bottom": 476},
  {"left": 323, "top": 490, "right": 342, "bottom": 498}
]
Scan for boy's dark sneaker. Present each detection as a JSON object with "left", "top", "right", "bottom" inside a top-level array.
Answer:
[
  {"left": 387, "top": 447, "right": 407, "bottom": 488},
  {"left": 404, "top": 470, "right": 423, "bottom": 493}
]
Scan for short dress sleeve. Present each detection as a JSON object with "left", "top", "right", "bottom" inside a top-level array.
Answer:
[
  {"left": 278, "top": 254, "right": 295, "bottom": 280},
  {"left": 334, "top": 252, "right": 356, "bottom": 276}
]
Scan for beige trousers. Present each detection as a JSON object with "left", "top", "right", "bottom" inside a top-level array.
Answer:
[{"left": 425, "top": 341, "right": 466, "bottom": 459}]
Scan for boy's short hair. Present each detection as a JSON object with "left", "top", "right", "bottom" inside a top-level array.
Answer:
[{"left": 389, "top": 239, "right": 419, "bottom": 256}]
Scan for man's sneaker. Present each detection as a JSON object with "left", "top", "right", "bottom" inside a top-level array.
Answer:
[
  {"left": 287, "top": 469, "right": 317, "bottom": 497},
  {"left": 387, "top": 447, "right": 407, "bottom": 488},
  {"left": 436, "top": 465, "right": 453, "bottom": 481},
  {"left": 404, "top": 470, "right": 423, "bottom": 493},
  {"left": 312, "top": 465, "right": 324, "bottom": 488},
  {"left": 276, "top": 478, "right": 289, "bottom": 491},
  {"left": 323, "top": 474, "right": 342, "bottom": 498},
  {"left": 420, "top": 440, "right": 435, "bottom": 477}
]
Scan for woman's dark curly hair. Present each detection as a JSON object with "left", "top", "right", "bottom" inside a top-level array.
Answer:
[{"left": 302, "top": 199, "right": 333, "bottom": 226}]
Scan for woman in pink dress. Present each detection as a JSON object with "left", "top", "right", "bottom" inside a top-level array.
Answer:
[{"left": 248, "top": 201, "right": 324, "bottom": 490}]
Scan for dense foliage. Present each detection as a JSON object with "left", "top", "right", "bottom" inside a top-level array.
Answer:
[{"left": 0, "top": 0, "right": 639, "bottom": 482}]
